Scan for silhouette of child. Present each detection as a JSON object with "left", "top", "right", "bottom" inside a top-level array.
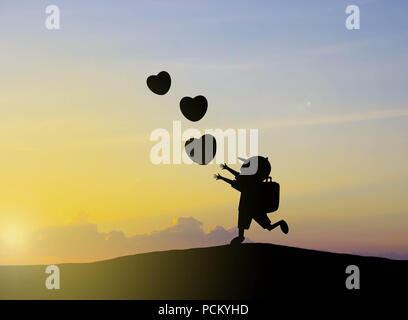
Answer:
[{"left": 214, "top": 156, "right": 289, "bottom": 245}]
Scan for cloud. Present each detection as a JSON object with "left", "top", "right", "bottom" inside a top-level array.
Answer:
[
  {"left": 0, "top": 216, "right": 247, "bottom": 265},
  {"left": 258, "top": 108, "right": 408, "bottom": 129}
]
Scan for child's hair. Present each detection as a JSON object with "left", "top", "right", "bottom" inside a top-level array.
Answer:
[{"left": 241, "top": 156, "right": 271, "bottom": 181}]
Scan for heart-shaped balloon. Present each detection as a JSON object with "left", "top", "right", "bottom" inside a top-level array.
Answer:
[
  {"left": 146, "top": 71, "right": 171, "bottom": 95},
  {"left": 180, "top": 95, "right": 208, "bottom": 122},
  {"left": 185, "top": 134, "right": 217, "bottom": 165}
]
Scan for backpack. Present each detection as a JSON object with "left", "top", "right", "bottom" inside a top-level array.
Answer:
[{"left": 262, "top": 177, "right": 280, "bottom": 213}]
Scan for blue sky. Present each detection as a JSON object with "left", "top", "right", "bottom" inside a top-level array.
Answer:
[{"left": 0, "top": 1, "right": 408, "bottom": 263}]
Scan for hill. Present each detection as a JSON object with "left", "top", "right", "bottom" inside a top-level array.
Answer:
[{"left": 1, "top": 243, "right": 407, "bottom": 299}]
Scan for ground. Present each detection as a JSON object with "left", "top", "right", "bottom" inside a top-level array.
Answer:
[{"left": 1, "top": 243, "right": 406, "bottom": 299}]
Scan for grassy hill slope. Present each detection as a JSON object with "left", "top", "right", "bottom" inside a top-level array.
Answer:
[{"left": 1, "top": 243, "right": 406, "bottom": 299}]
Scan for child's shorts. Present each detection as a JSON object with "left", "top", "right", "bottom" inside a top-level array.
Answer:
[{"left": 238, "top": 210, "right": 271, "bottom": 230}]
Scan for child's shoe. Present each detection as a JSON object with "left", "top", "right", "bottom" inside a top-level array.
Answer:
[
  {"left": 230, "top": 236, "right": 245, "bottom": 245},
  {"left": 279, "top": 220, "right": 289, "bottom": 234}
]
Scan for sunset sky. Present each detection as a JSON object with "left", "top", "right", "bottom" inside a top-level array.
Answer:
[{"left": 1, "top": 0, "right": 408, "bottom": 265}]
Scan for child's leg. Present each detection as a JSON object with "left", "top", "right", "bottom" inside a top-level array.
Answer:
[
  {"left": 254, "top": 214, "right": 289, "bottom": 234},
  {"left": 253, "top": 213, "right": 272, "bottom": 229},
  {"left": 238, "top": 227, "right": 244, "bottom": 238},
  {"left": 230, "top": 211, "right": 249, "bottom": 245},
  {"left": 267, "top": 220, "right": 289, "bottom": 234}
]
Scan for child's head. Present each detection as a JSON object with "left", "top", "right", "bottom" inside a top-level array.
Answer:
[{"left": 239, "top": 156, "right": 271, "bottom": 181}]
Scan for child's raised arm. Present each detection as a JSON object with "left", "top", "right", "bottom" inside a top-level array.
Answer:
[
  {"left": 214, "top": 173, "right": 234, "bottom": 185},
  {"left": 214, "top": 173, "right": 241, "bottom": 191},
  {"left": 220, "top": 163, "right": 239, "bottom": 177}
]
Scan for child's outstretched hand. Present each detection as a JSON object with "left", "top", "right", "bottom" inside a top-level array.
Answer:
[
  {"left": 214, "top": 173, "right": 221, "bottom": 180},
  {"left": 220, "top": 163, "right": 228, "bottom": 170}
]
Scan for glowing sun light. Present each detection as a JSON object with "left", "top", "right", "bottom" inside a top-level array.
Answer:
[{"left": 1, "top": 224, "right": 26, "bottom": 248}]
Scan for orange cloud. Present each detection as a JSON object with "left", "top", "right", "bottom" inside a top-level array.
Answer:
[{"left": 0, "top": 216, "right": 248, "bottom": 266}]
